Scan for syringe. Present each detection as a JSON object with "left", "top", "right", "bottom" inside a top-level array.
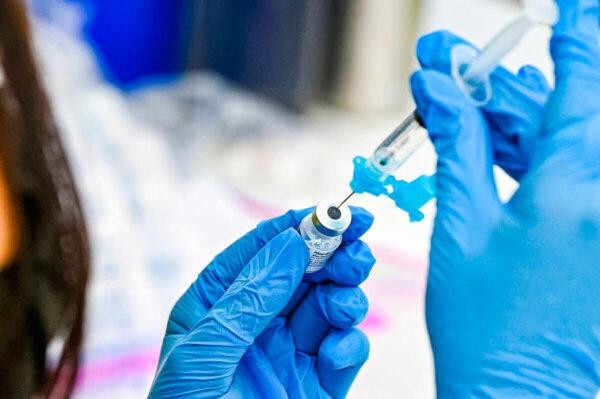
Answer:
[
  {"left": 342, "top": 0, "right": 558, "bottom": 217},
  {"left": 346, "top": 112, "right": 428, "bottom": 199},
  {"left": 345, "top": 112, "right": 433, "bottom": 221}
]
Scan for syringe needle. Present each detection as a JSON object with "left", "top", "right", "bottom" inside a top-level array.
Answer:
[{"left": 338, "top": 192, "right": 355, "bottom": 208}]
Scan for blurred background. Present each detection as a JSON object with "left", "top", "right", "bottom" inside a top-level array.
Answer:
[{"left": 27, "top": 0, "right": 554, "bottom": 397}]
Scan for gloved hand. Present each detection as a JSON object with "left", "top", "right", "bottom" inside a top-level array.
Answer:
[
  {"left": 412, "top": 0, "right": 600, "bottom": 397},
  {"left": 148, "top": 207, "right": 375, "bottom": 398},
  {"left": 415, "top": 30, "right": 551, "bottom": 182}
]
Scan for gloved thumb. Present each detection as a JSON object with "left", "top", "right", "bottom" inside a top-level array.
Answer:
[
  {"left": 150, "top": 228, "right": 309, "bottom": 397},
  {"left": 411, "top": 70, "right": 502, "bottom": 258}
]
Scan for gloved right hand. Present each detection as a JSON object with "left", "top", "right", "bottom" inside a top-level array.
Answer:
[
  {"left": 415, "top": 30, "right": 552, "bottom": 182},
  {"left": 412, "top": 0, "right": 600, "bottom": 397}
]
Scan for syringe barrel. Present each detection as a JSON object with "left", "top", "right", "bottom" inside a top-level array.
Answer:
[{"left": 368, "top": 111, "right": 428, "bottom": 176}]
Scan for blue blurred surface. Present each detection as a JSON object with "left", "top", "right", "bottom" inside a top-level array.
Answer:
[
  {"left": 34, "top": 0, "right": 189, "bottom": 86},
  {"left": 32, "top": 0, "right": 333, "bottom": 108}
]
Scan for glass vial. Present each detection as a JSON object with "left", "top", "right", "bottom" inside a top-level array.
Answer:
[{"left": 299, "top": 200, "right": 352, "bottom": 273}]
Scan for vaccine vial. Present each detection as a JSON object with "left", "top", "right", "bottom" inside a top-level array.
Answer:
[{"left": 299, "top": 200, "right": 352, "bottom": 273}]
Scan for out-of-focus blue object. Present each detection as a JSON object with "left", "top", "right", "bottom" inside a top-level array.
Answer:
[
  {"left": 412, "top": 0, "right": 600, "bottom": 396},
  {"left": 33, "top": 0, "right": 189, "bottom": 85},
  {"left": 83, "top": 0, "right": 189, "bottom": 84},
  {"left": 149, "top": 207, "right": 375, "bottom": 398}
]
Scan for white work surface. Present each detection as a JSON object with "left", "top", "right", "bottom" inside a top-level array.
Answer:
[{"left": 33, "top": 0, "right": 554, "bottom": 397}]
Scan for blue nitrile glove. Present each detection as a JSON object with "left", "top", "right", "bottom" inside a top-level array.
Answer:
[
  {"left": 416, "top": 30, "right": 552, "bottom": 181},
  {"left": 412, "top": 0, "right": 600, "bottom": 397},
  {"left": 149, "top": 207, "right": 376, "bottom": 398}
]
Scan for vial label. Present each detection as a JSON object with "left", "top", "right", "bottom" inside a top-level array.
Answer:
[{"left": 305, "top": 248, "right": 334, "bottom": 273}]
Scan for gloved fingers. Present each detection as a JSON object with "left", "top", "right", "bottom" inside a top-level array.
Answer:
[
  {"left": 547, "top": 0, "right": 600, "bottom": 135},
  {"left": 195, "top": 208, "right": 311, "bottom": 310},
  {"left": 304, "top": 240, "right": 376, "bottom": 286},
  {"left": 539, "top": 0, "right": 600, "bottom": 174},
  {"left": 150, "top": 229, "right": 307, "bottom": 396},
  {"left": 317, "top": 328, "right": 370, "bottom": 399},
  {"left": 254, "top": 317, "right": 330, "bottom": 399},
  {"left": 342, "top": 206, "right": 374, "bottom": 243},
  {"left": 287, "top": 283, "right": 368, "bottom": 355},
  {"left": 281, "top": 207, "right": 373, "bottom": 315},
  {"left": 281, "top": 241, "right": 374, "bottom": 315},
  {"left": 195, "top": 206, "right": 371, "bottom": 311},
  {"left": 417, "top": 31, "right": 551, "bottom": 95},
  {"left": 517, "top": 64, "right": 551, "bottom": 92},
  {"left": 183, "top": 229, "right": 308, "bottom": 365},
  {"left": 411, "top": 70, "right": 503, "bottom": 255},
  {"left": 279, "top": 281, "right": 312, "bottom": 316},
  {"left": 416, "top": 30, "right": 550, "bottom": 181},
  {"left": 487, "top": 65, "right": 550, "bottom": 180},
  {"left": 416, "top": 30, "right": 475, "bottom": 74},
  {"left": 551, "top": 0, "right": 600, "bottom": 88},
  {"left": 256, "top": 207, "right": 313, "bottom": 244}
]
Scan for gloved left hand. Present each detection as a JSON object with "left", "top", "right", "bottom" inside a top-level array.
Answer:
[{"left": 148, "top": 207, "right": 376, "bottom": 398}]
